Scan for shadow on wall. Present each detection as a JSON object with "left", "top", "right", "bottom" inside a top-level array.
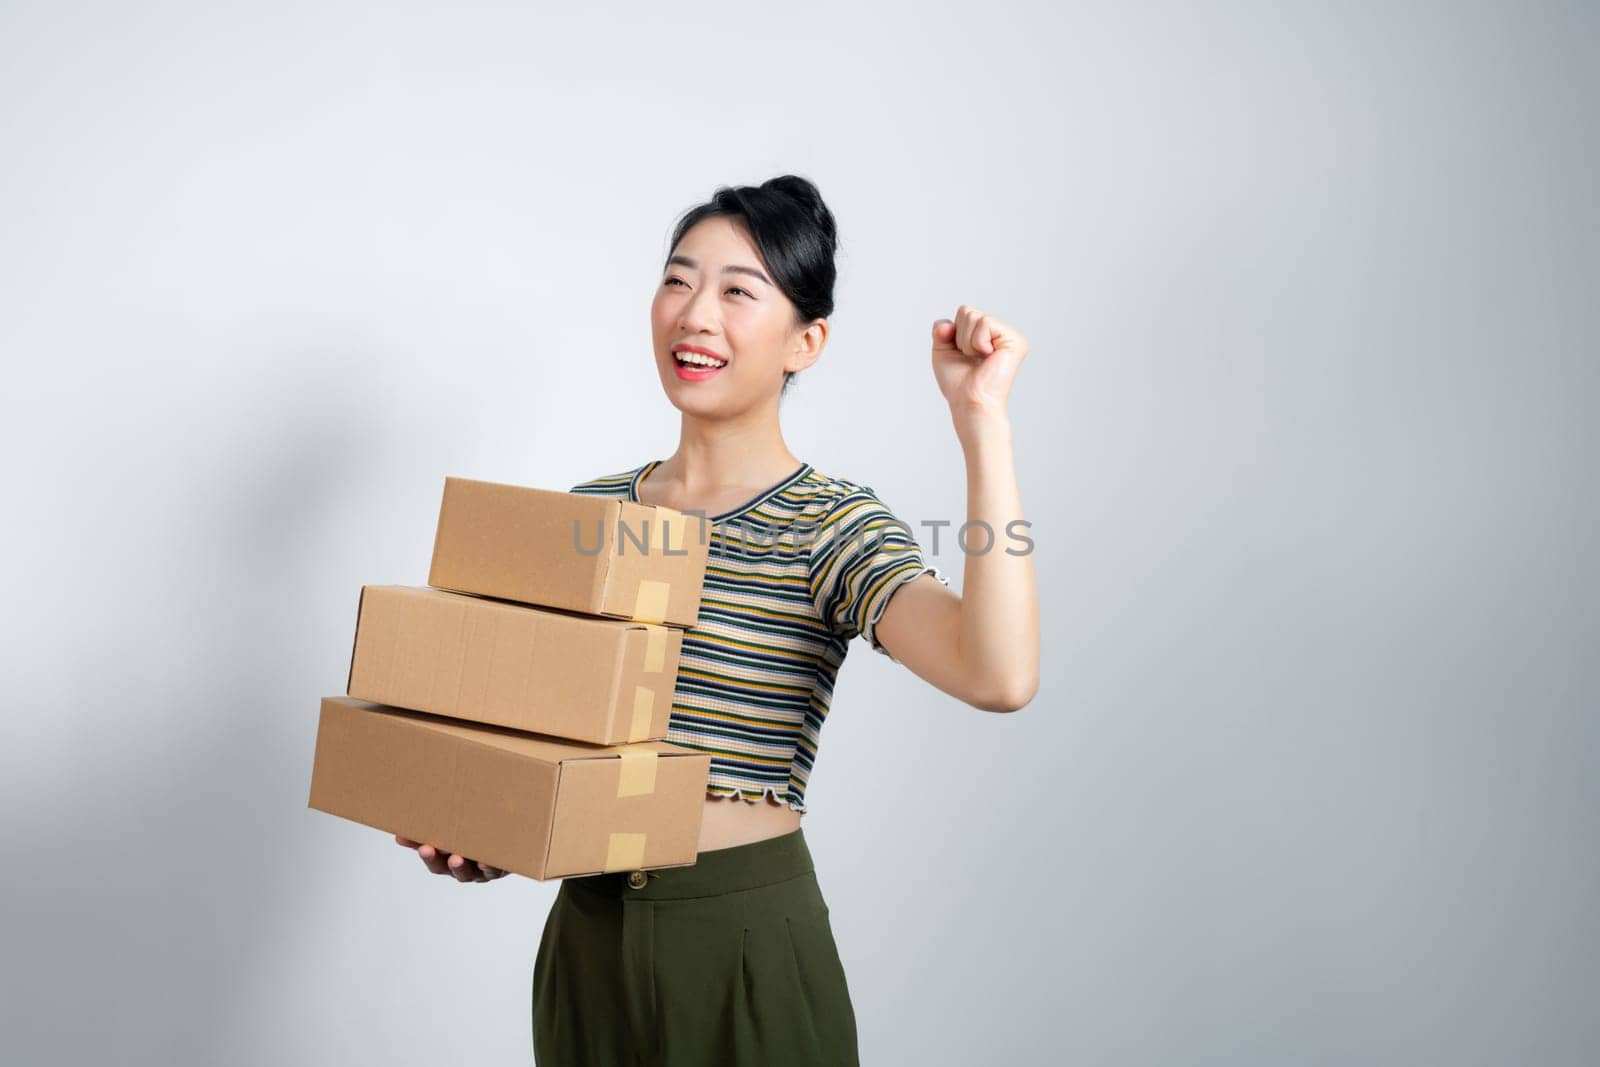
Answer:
[{"left": 3, "top": 359, "right": 414, "bottom": 1063}]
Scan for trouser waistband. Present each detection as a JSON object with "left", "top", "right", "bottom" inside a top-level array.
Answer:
[{"left": 563, "top": 827, "right": 814, "bottom": 900}]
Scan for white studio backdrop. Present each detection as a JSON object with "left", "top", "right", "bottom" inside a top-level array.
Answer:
[{"left": 1, "top": 2, "right": 1595, "bottom": 1065}]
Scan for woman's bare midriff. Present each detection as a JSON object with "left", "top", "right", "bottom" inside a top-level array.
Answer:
[{"left": 697, "top": 791, "right": 802, "bottom": 853}]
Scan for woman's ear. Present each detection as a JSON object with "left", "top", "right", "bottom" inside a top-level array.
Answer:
[{"left": 787, "top": 318, "right": 828, "bottom": 374}]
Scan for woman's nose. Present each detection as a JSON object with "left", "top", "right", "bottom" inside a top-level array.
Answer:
[{"left": 678, "top": 285, "right": 718, "bottom": 331}]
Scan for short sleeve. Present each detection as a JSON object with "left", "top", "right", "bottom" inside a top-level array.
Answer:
[{"left": 807, "top": 486, "right": 950, "bottom": 663}]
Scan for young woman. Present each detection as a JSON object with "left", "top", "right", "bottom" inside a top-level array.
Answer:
[{"left": 397, "top": 174, "right": 1039, "bottom": 1065}]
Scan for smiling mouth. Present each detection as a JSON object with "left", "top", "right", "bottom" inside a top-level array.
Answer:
[{"left": 673, "top": 351, "right": 728, "bottom": 369}]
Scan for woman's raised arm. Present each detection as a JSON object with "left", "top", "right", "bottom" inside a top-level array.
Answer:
[{"left": 874, "top": 306, "right": 1040, "bottom": 712}]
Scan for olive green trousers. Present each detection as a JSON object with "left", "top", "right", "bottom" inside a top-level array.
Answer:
[{"left": 531, "top": 827, "right": 860, "bottom": 1066}]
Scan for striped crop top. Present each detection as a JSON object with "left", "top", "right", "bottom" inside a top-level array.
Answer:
[{"left": 569, "top": 459, "right": 949, "bottom": 813}]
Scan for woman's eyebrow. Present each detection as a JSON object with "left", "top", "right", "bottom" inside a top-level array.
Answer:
[{"left": 666, "top": 254, "right": 772, "bottom": 287}]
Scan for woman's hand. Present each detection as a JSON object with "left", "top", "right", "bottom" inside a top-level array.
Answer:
[
  {"left": 395, "top": 835, "right": 509, "bottom": 883},
  {"left": 931, "top": 304, "right": 1029, "bottom": 430}
]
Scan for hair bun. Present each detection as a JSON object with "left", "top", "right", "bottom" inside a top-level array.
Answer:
[
  {"left": 762, "top": 174, "right": 818, "bottom": 203},
  {"left": 762, "top": 174, "right": 837, "bottom": 248}
]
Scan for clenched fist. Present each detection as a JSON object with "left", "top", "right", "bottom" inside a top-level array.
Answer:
[{"left": 931, "top": 304, "right": 1029, "bottom": 424}]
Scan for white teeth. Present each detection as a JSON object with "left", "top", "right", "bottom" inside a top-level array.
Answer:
[{"left": 675, "top": 351, "right": 726, "bottom": 367}]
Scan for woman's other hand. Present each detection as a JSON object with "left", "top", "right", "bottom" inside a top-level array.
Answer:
[
  {"left": 931, "top": 304, "right": 1029, "bottom": 428},
  {"left": 395, "top": 835, "right": 509, "bottom": 883}
]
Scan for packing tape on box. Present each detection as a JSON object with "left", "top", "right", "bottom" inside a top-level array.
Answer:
[
  {"left": 628, "top": 686, "right": 655, "bottom": 743},
  {"left": 597, "top": 750, "right": 657, "bottom": 873},
  {"left": 604, "top": 832, "right": 647, "bottom": 872},
  {"left": 642, "top": 627, "right": 668, "bottom": 673},
  {"left": 626, "top": 506, "right": 688, "bottom": 624},
  {"left": 616, "top": 748, "right": 659, "bottom": 797},
  {"left": 633, "top": 580, "right": 669, "bottom": 624}
]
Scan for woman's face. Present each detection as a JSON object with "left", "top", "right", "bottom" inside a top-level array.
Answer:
[{"left": 650, "top": 214, "right": 819, "bottom": 417}]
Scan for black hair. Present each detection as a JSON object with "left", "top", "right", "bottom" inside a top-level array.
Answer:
[{"left": 664, "top": 174, "right": 839, "bottom": 399}]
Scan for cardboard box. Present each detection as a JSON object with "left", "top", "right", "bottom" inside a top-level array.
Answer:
[
  {"left": 346, "top": 585, "right": 683, "bottom": 745},
  {"left": 429, "top": 476, "right": 710, "bottom": 629},
  {"left": 307, "top": 696, "right": 711, "bottom": 879}
]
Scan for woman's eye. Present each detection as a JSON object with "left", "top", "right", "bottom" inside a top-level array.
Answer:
[{"left": 664, "top": 277, "right": 750, "bottom": 298}]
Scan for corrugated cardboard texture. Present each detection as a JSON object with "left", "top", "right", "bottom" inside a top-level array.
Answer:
[
  {"left": 427, "top": 476, "right": 709, "bottom": 628},
  {"left": 307, "top": 697, "right": 712, "bottom": 880},
  {"left": 546, "top": 749, "right": 712, "bottom": 876},
  {"left": 346, "top": 585, "right": 682, "bottom": 744}
]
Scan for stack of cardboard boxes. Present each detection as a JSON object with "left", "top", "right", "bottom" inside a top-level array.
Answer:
[{"left": 307, "top": 475, "right": 714, "bottom": 879}]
